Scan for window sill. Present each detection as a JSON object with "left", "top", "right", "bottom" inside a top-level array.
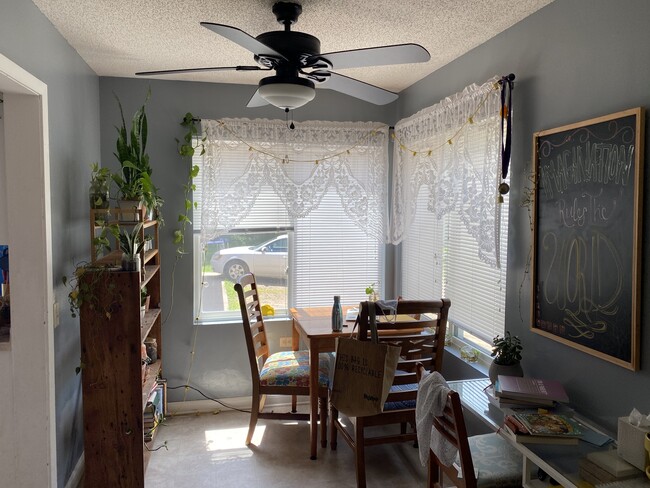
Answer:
[
  {"left": 444, "top": 339, "right": 490, "bottom": 377},
  {"left": 194, "top": 315, "right": 291, "bottom": 327}
]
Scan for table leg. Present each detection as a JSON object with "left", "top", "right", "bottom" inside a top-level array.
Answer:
[
  {"left": 309, "top": 342, "right": 319, "bottom": 460},
  {"left": 291, "top": 319, "right": 299, "bottom": 413}
]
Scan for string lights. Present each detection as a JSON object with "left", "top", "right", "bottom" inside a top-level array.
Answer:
[
  {"left": 390, "top": 73, "right": 515, "bottom": 202},
  {"left": 391, "top": 80, "right": 501, "bottom": 157},
  {"left": 213, "top": 119, "right": 386, "bottom": 165}
]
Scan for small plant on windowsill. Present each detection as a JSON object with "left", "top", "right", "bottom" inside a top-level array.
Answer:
[
  {"left": 488, "top": 331, "right": 523, "bottom": 384},
  {"left": 365, "top": 282, "right": 379, "bottom": 301}
]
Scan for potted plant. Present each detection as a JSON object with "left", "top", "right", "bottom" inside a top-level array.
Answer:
[
  {"left": 141, "top": 285, "right": 150, "bottom": 311},
  {"left": 118, "top": 222, "right": 144, "bottom": 274},
  {"left": 89, "top": 162, "right": 112, "bottom": 212},
  {"left": 365, "top": 282, "right": 379, "bottom": 301},
  {"left": 112, "top": 91, "right": 163, "bottom": 222},
  {"left": 488, "top": 331, "right": 524, "bottom": 384}
]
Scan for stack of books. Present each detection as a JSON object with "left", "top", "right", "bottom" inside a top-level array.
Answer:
[
  {"left": 144, "top": 385, "right": 165, "bottom": 442},
  {"left": 493, "top": 375, "right": 570, "bottom": 407},
  {"left": 579, "top": 449, "right": 643, "bottom": 485},
  {"left": 503, "top": 412, "right": 583, "bottom": 445}
]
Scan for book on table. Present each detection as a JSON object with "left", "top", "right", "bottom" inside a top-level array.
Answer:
[
  {"left": 495, "top": 375, "right": 569, "bottom": 404},
  {"left": 485, "top": 385, "right": 555, "bottom": 408},
  {"left": 503, "top": 412, "right": 583, "bottom": 445}
]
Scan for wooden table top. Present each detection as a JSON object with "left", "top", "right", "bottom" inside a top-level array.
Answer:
[
  {"left": 290, "top": 307, "right": 357, "bottom": 338},
  {"left": 291, "top": 306, "right": 428, "bottom": 339}
]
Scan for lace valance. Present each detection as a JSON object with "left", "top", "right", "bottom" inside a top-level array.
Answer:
[
  {"left": 389, "top": 76, "right": 505, "bottom": 267},
  {"left": 200, "top": 118, "right": 389, "bottom": 245}
]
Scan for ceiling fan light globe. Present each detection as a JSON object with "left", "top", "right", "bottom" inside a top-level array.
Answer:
[{"left": 258, "top": 82, "right": 315, "bottom": 110}]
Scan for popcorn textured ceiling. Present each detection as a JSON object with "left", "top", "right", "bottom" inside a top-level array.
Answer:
[{"left": 31, "top": 0, "right": 553, "bottom": 93}]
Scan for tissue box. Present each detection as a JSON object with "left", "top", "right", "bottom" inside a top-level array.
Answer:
[{"left": 617, "top": 416, "right": 650, "bottom": 470}]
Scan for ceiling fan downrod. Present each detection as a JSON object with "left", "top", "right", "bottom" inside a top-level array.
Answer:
[{"left": 272, "top": 2, "right": 303, "bottom": 31}]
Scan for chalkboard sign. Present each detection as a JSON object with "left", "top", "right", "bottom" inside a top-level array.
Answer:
[{"left": 531, "top": 108, "right": 645, "bottom": 370}]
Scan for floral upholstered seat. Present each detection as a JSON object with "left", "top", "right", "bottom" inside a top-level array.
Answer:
[
  {"left": 235, "top": 273, "right": 330, "bottom": 449},
  {"left": 260, "top": 350, "right": 330, "bottom": 388}
]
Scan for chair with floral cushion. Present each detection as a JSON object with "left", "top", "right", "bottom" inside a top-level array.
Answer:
[{"left": 235, "top": 273, "right": 330, "bottom": 448}]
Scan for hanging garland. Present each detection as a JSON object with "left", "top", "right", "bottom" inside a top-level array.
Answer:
[
  {"left": 196, "top": 73, "right": 515, "bottom": 173},
  {"left": 391, "top": 73, "right": 515, "bottom": 201},
  {"left": 210, "top": 119, "right": 388, "bottom": 165}
]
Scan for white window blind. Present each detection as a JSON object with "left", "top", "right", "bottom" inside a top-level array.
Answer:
[
  {"left": 194, "top": 119, "right": 387, "bottom": 320},
  {"left": 402, "top": 186, "right": 509, "bottom": 343},
  {"left": 396, "top": 77, "right": 508, "bottom": 344},
  {"left": 294, "top": 189, "right": 383, "bottom": 307}
]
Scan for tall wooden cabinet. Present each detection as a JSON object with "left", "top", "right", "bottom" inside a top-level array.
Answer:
[{"left": 80, "top": 207, "right": 162, "bottom": 487}]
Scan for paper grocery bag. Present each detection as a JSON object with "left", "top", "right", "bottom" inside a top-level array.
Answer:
[{"left": 330, "top": 336, "right": 400, "bottom": 417}]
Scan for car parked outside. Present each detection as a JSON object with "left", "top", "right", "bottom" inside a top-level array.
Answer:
[{"left": 210, "top": 234, "right": 288, "bottom": 281}]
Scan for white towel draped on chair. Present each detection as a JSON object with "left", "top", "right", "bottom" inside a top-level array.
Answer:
[{"left": 416, "top": 370, "right": 456, "bottom": 466}]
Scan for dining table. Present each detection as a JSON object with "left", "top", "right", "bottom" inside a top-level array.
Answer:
[
  {"left": 291, "top": 305, "right": 431, "bottom": 459},
  {"left": 290, "top": 306, "right": 357, "bottom": 460}
]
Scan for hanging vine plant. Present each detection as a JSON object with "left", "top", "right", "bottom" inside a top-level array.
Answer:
[{"left": 174, "top": 113, "right": 204, "bottom": 255}]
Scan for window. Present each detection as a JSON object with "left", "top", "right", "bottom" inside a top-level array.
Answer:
[
  {"left": 393, "top": 77, "right": 508, "bottom": 350},
  {"left": 193, "top": 118, "right": 388, "bottom": 322},
  {"left": 402, "top": 190, "right": 509, "bottom": 349}
]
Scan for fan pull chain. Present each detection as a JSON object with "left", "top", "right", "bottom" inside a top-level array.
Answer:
[{"left": 285, "top": 108, "right": 295, "bottom": 130}]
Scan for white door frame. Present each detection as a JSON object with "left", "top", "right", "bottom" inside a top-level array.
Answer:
[{"left": 0, "top": 52, "right": 56, "bottom": 487}]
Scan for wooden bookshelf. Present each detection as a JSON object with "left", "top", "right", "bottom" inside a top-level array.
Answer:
[{"left": 80, "top": 210, "right": 162, "bottom": 488}]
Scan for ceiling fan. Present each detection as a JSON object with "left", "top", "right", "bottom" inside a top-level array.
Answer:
[{"left": 135, "top": 1, "right": 431, "bottom": 111}]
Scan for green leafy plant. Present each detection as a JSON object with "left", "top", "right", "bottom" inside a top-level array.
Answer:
[
  {"left": 62, "top": 264, "right": 119, "bottom": 319},
  {"left": 173, "top": 112, "right": 204, "bottom": 255},
  {"left": 118, "top": 222, "right": 144, "bottom": 258},
  {"left": 92, "top": 219, "right": 119, "bottom": 258},
  {"left": 365, "top": 282, "right": 379, "bottom": 300},
  {"left": 141, "top": 286, "right": 148, "bottom": 306},
  {"left": 111, "top": 90, "right": 164, "bottom": 221},
  {"left": 491, "top": 331, "right": 523, "bottom": 365},
  {"left": 89, "top": 162, "right": 112, "bottom": 209}
]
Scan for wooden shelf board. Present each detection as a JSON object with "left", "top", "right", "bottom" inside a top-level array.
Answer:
[
  {"left": 144, "top": 249, "right": 159, "bottom": 265},
  {"left": 142, "top": 361, "right": 162, "bottom": 410},
  {"left": 141, "top": 308, "right": 161, "bottom": 342},
  {"left": 142, "top": 265, "right": 160, "bottom": 287}
]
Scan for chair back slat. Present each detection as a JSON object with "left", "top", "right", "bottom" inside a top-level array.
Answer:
[
  {"left": 358, "top": 299, "right": 450, "bottom": 374},
  {"left": 234, "top": 273, "right": 269, "bottom": 381},
  {"left": 355, "top": 299, "right": 450, "bottom": 410},
  {"left": 429, "top": 390, "right": 477, "bottom": 488}
]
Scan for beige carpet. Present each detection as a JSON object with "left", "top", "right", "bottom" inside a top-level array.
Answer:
[{"left": 145, "top": 408, "right": 427, "bottom": 487}]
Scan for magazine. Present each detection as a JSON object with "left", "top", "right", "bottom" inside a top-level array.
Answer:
[{"left": 513, "top": 413, "right": 583, "bottom": 437}]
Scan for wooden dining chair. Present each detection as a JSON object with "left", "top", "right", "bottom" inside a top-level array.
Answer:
[
  {"left": 330, "top": 299, "right": 451, "bottom": 488},
  {"left": 234, "top": 273, "right": 330, "bottom": 447},
  {"left": 415, "top": 363, "right": 522, "bottom": 488}
]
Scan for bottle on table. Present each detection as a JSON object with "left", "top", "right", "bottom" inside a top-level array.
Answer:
[{"left": 331, "top": 295, "right": 343, "bottom": 332}]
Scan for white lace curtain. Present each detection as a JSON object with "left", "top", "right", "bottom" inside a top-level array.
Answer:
[
  {"left": 200, "top": 118, "right": 389, "bottom": 246},
  {"left": 389, "top": 76, "right": 505, "bottom": 267}
]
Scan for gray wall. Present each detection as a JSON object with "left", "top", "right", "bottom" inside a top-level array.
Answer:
[
  {"left": 0, "top": 1, "right": 101, "bottom": 486},
  {"left": 99, "top": 0, "right": 650, "bottom": 434},
  {"left": 98, "top": 77, "right": 395, "bottom": 401},
  {"left": 4, "top": 1, "right": 646, "bottom": 483},
  {"left": 400, "top": 0, "right": 650, "bottom": 432}
]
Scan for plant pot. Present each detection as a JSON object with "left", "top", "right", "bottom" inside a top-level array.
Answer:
[
  {"left": 121, "top": 254, "right": 141, "bottom": 282},
  {"left": 89, "top": 190, "right": 110, "bottom": 209},
  {"left": 144, "top": 295, "right": 150, "bottom": 312},
  {"left": 117, "top": 199, "right": 143, "bottom": 222},
  {"left": 488, "top": 360, "right": 523, "bottom": 385}
]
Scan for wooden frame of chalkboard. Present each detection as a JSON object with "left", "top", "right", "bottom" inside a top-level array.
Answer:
[{"left": 531, "top": 107, "right": 645, "bottom": 371}]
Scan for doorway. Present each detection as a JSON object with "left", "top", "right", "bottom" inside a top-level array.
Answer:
[{"left": 0, "top": 52, "right": 56, "bottom": 487}]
